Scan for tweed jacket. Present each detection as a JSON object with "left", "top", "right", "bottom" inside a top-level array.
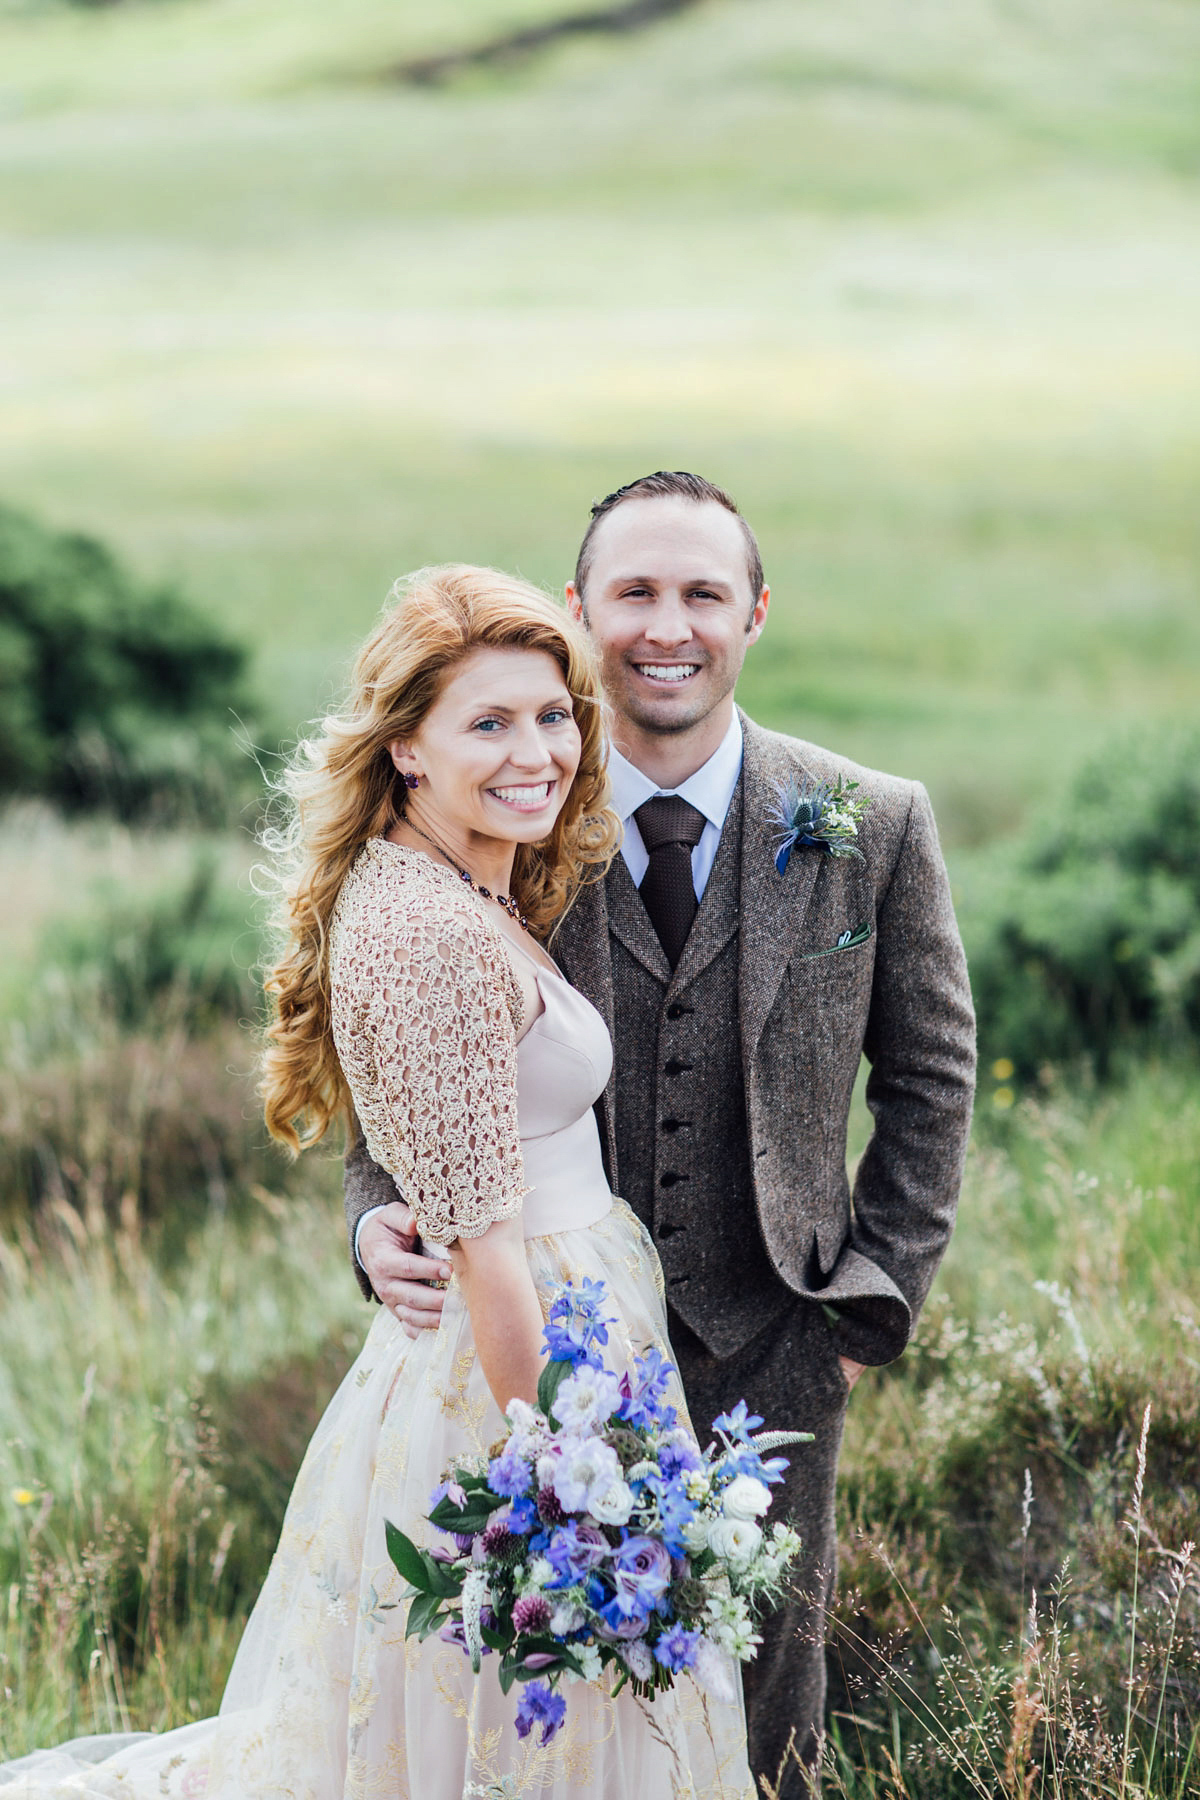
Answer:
[{"left": 343, "top": 711, "right": 976, "bottom": 1366}]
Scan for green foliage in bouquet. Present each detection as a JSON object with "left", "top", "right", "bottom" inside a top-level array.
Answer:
[
  {"left": 962, "top": 728, "right": 1200, "bottom": 1081},
  {"left": 0, "top": 503, "right": 252, "bottom": 823}
]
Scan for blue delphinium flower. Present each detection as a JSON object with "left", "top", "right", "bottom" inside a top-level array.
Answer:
[
  {"left": 654, "top": 1623, "right": 700, "bottom": 1671},
  {"left": 542, "top": 1278, "right": 613, "bottom": 1368},
  {"left": 506, "top": 1494, "right": 538, "bottom": 1535},
  {"left": 652, "top": 1476, "right": 700, "bottom": 1557},
  {"left": 544, "top": 1521, "right": 608, "bottom": 1586},
  {"left": 514, "top": 1680, "right": 567, "bottom": 1746},
  {"left": 658, "top": 1436, "right": 703, "bottom": 1481},
  {"left": 617, "top": 1346, "right": 677, "bottom": 1431},
  {"left": 487, "top": 1442, "right": 532, "bottom": 1500},
  {"left": 712, "top": 1400, "right": 763, "bottom": 1441}
]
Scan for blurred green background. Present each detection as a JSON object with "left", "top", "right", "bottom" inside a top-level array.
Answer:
[{"left": 2, "top": 1, "right": 1199, "bottom": 1786}]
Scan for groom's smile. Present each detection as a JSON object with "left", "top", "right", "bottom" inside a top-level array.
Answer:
[{"left": 566, "top": 494, "right": 770, "bottom": 774}]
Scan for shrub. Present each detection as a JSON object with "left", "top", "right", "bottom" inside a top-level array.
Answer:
[
  {"left": 961, "top": 729, "right": 1200, "bottom": 1080},
  {"left": 0, "top": 504, "right": 252, "bottom": 822}
]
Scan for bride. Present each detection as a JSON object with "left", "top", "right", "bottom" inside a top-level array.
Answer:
[{"left": 0, "top": 566, "right": 753, "bottom": 1798}]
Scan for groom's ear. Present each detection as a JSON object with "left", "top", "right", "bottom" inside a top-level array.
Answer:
[
  {"left": 565, "top": 582, "right": 585, "bottom": 626},
  {"left": 745, "top": 585, "right": 770, "bottom": 648}
]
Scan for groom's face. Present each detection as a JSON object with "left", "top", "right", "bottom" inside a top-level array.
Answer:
[{"left": 565, "top": 497, "right": 768, "bottom": 740}]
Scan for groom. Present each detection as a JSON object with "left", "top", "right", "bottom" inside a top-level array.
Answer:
[{"left": 343, "top": 471, "right": 976, "bottom": 1791}]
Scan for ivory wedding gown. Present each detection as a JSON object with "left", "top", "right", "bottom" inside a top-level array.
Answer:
[{"left": 1, "top": 839, "right": 753, "bottom": 1799}]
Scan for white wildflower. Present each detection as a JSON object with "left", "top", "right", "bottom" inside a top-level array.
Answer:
[
  {"left": 566, "top": 1643, "right": 604, "bottom": 1685},
  {"left": 620, "top": 1639, "right": 653, "bottom": 1682},
  {"left": 551, "top": 1365, "right": 623, "bottom": 1435},
  {"left": 549, "top": 1600, "right": 586, "bottom": 1635},
  {"left": 552, "top": 1437, "right": 623, "bottom": 1514}
]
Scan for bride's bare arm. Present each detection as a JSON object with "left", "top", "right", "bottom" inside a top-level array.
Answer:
[{"left": 451, "top": 1217, "right": 544, "bottom": 1410}]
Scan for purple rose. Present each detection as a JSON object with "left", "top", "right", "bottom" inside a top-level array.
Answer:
[{"left": 610, "top": 1536, "right": 671, "bottom": 1619}]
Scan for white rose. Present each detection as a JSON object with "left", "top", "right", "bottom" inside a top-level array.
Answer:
[
  {"left": 682, "top": 1514, "right": 711, "bottom": 1554},
  {"left": 721, "top": 1475, "right": 772, "bottom": 1521},
  {"left": 707, "top": 1516, "right": 763, "bottom": 1566},
  {"left": 590, "top": 1477, "right": 635, "bottom": 1526}
]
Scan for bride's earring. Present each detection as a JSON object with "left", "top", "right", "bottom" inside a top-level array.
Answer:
[{"left": 403, "top": 772, "right": 421, "bottom": 790}]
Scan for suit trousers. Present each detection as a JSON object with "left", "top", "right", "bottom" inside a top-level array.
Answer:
[{"left": 668, "top": 1297, "right": 848, "bottom": 1798}]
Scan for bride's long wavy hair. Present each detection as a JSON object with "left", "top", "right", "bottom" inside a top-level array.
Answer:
[{"left": 260, "top": 564, "right": 619, "bottom": 1155}]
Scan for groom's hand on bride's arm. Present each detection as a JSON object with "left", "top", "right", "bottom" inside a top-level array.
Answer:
[{"left": 358, "top": 1202, "right": 450, "bottom": 1336}]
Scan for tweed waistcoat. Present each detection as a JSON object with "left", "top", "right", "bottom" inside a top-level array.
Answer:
[{"left": 610, "top": 778, "right": 797, "bottom": 1360}]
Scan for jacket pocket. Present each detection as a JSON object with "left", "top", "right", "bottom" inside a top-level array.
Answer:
[{"left": 800, "top": 922, "right": 874, "bottom": 962}]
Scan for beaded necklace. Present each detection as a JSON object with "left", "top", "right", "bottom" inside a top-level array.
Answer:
[{"left": 403, "top": 817, "right": 532, "bottom": 934}]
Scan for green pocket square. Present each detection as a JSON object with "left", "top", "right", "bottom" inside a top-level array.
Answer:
[{"left": 834, "top": 921, "right": 873, "bottom": 951}]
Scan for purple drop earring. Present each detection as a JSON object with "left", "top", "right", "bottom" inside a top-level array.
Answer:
[{"left": 403, "top": 772, "right": 420, "bottom": 790}]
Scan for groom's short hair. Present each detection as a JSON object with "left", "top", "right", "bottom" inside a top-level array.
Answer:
[{"left": 574, "top": 470, "right": 765, "bottom": 614}]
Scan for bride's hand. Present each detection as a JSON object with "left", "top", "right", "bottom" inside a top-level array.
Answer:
[{"left": 359, "top": 1201, "right": 452, "bottom": 1337}]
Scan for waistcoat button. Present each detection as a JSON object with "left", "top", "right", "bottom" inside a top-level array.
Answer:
[
  {"left": 666, "top": 1002, "right": 691, "bottom": 1020},
  {"left": 659, "top": 1171, "right": 688, "bottom": 1188},
  {"left": 663, "top": 1058, "right": 692, "bottom": 1076}
]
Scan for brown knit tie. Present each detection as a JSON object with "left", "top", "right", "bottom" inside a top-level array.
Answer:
[{"left": 633, "top": 796, "right": 707, "bottom": 970}]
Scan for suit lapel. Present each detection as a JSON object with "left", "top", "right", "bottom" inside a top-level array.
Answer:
[
  {"left": 670, "top": 773, "right": 743, "bottom": 991},
  {"left": 738, "top": 713, "right": 823, "bottom": 1069}
]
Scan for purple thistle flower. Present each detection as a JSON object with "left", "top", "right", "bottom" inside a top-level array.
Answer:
[
  {"left": 512, "top": 1595, "right": 552, "bottom": 1634},
  {"left": 514, "top": 1680, "right": 567, "bottom": 1746},
  {"left": 481, "top": 1520, "right": 522, "bottom": 1562},
  {"left": 536, "top": 1486, "right": 566, "bottom": 1525}
]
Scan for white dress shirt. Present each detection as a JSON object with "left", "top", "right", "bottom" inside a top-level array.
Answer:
[
  {"left": 607, "top": 709, "right": 744, "bottom": 902},
  {"left": 354, "top": 712, "right": 746, "bottom": 1271}
]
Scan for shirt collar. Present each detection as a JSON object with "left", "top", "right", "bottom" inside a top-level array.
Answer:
[{"left": 607, "top": 710, "right": 744, "bottom": 830}]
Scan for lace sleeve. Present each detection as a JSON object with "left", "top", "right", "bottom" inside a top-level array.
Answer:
[{"left": 334, "top": 879, "right": 528, "bottom": 1249}]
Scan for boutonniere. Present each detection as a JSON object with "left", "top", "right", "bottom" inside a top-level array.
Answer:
[{"left": 769, "top": 775, "right": 871, "bottom": 874}]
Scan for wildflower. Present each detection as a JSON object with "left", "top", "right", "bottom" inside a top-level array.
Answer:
[
  {"left": 514, "top": 1681, "right": 566, "bottom": 1746},
  {"left": 617, "top": 1347, "right": 678, "bottom": 1431},
  {"left": 551, "top": 1364, "right": 623, "bottom": 1435},
  {"left": 10, "top": 1487, "right": 35, "bottom": 1507},
  {"left": 488, "top": 1442, "right": 532, "bottom": 1501},
  {"left": 619, "top": 1639, "right": 653, "bottom": 1682},
  {"left": 654, "top": 1622, "right": 700, "bottom": 1671},
  {"left": 543, "top": 1279, "right": 613, "bottom": 1368},
  {"left": 551, "top": 1437, "right": 623, "bottom": 1515},
  {"left": 712, "top": 1400, "right": 763, "bottom": 1442}
]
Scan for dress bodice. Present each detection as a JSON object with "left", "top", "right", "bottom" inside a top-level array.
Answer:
[{"left": 511, "top": 944, "right": 614, "bottom": 1236}]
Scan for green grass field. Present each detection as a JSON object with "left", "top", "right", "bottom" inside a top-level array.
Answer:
[
  {"left": 2, "top": 1, "right": 1199, "bottom": 1789},
  {"left": 2, "top": 0, "right": 1199, "bottom": 843}
]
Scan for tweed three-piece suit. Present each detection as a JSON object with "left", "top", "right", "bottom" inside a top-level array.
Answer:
[{"left": 342, "top": 710, "right": 977, "bottom": 1792}]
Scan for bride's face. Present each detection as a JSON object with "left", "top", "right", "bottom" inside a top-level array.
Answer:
[{"left": 390, "top": 647, "right": 582, "bottom": 849}]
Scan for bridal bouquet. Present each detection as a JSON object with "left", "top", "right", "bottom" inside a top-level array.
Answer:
[{"left": 386, "top": 1278, "right": 810, "bottom": 1744}]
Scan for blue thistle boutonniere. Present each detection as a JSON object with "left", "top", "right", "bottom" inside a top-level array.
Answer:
[{"left": 769, "top": 775, "right": 871, "bottom": 875}]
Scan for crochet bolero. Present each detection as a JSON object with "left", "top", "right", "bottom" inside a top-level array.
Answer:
[{"left": 329, "top": 838, "right": 528, "bottom": 1248}]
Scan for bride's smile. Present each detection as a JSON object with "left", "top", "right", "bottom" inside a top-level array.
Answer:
[{"left": 387, "top": 644, "right": 582, "bottom": 890}]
